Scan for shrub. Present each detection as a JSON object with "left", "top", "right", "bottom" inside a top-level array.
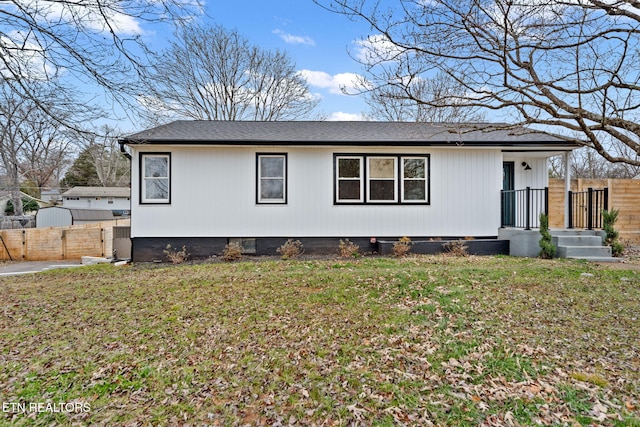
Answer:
[
  {"left": 277, "top": 239, "right": 304, "bottom": 260},
  {"left": 392, "top": 236, "right": 412, "bottom": 257},
  {"left": 602, "top": 209, "right": 624, "bottom": 257},
  {"left": 4, "top": 198, "right": 40, "bottom": 215},
  {"left": 442, "top": 240, "right": 468, "bottom": 257},
  {"left": 611, "top": 241, "right": 625, "bottom": 258},
  {"left": 221, "top": 242, "right": 243, "bottom": 261},
  {"left": 538, "top": 213, "right": 556, "bottom": 259},
  {"left": 163, "top": 244, "right": 189, "bottom": 264},
  {"left": 338, "top": 239, "right": 360, "bottom": 258}
]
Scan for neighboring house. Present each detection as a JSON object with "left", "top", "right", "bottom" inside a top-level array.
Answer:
[
  {"left": 120, "top": 121, "right": 578, "bottom": 262},
  {"left": 61, "top": 187, "right": 131, "bottom": 216},
  {"left": 41, "top": 188, "right": 63, "bottom": 204},
  {"left": 36, "top": 207, "right": 114, "bottom": 228}
]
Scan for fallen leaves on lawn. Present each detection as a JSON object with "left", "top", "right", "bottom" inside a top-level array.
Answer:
[{"left": 0, "top": 257, "right": 637, "bottom": 425}]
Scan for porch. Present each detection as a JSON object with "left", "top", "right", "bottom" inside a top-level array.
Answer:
[
  {"left": 500, "top": 186, "right": 609, "bottom": 231},
  {"left": 499, "top": 186, "right": 614, "bottom": 260}
]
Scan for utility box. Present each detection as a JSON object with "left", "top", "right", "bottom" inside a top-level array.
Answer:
[{"left": 113, "top": 226, "right": 131, "bottom": 259}]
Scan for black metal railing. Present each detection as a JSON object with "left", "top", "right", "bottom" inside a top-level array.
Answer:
[
  {"left": 501, "top": 187, "right": 549, "bottom": 229},
  {"left": 568, "top": 187, "right": 608, "bottom": 229}
]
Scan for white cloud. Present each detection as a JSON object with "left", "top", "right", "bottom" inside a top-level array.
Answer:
[
  {"left": 298, "top": 70, "right": 363, "bottom": 95},
  {"left": 1, "top": 33, "right": 58, "bottom": 80},
  {"left": 354, "top": 34, "right": 406, "bottom": 65},
  {"left": 327, "top": 112, "right": 366, "bottom": 121},
  {"left": 19, "top": 0, "right": 143, "bottom": 35},
  {"left": 273, "top": 29, "right": 315, "bottom": 46}
]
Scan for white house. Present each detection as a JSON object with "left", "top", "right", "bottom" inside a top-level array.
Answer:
[
  {"left": 120, "top": 121, "right": 578, "bottom": 261},
  {"left": 61, "top": 187, "right": 130, "bottom": 216}
]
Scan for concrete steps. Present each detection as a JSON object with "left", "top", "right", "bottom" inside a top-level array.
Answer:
[{"left": 551, "top": 229, "right": 620, "bottom": 262}]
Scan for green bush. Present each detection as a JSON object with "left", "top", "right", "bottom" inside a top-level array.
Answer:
[
  {"left": 4, "top": 198, "right": 40, "bottom": 215},
  {"left": 602, "top": 209, "right": 624, "bottom": 257},
  {"left": 539, "top": 213, "right": 556, "bottom": 259}
]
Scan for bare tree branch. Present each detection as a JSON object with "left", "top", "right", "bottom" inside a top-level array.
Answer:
[
  {"left": 0, "top": 0, "right": 202, "bottom": 127},
  {"left": 142, "top": 23, "right": 320, "bottom": 123},
  {"left": 0, "top": 84, "right": 75, "bottom": 213},
  {"left": 316, "top": 0, "right": 640, "bottom": 165}
]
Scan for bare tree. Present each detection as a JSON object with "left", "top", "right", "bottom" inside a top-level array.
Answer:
[
  {"left": 316, "top": 0, "right": 640, "bottom": 165},
  {"left": 0, "top": 0, "right": 202, "bottom": 127},
  {"left": 0, "top": 85, "right": 74, "bottom": 213},
  {"left": 81, "top": 126, "right": 131, "bottom": 187},
  {"left": 143, "top": 23, "right": 320, "bottom": 122},
  {"left": 62, "top": 126, "right": 131, "bottom": 188},
  {"left": 0, "top": 89, "right": 31, "bottom": 215},
  {"left": 18, "top": 113, "right": 73, "bottom": 197},
  {"left": 364, "top": 72, "right": 486, "bottom": 122},
  {"left": 550, "top": 145, "right": 640, "bottom": 179}
]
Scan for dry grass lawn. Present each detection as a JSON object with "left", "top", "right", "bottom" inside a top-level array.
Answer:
[{"left": 0, "top": 255, "right": 638, "bottom": 426}]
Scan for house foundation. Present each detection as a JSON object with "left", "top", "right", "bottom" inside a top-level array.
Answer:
[{"left": 497, "top": 228, "right": 543, "bottom": 257}]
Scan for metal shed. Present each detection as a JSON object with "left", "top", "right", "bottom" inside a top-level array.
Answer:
[{"left": 36, "top": 207, "right": 114, "bottom": 228}]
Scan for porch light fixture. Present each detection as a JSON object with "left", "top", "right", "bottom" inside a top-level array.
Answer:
[{"left": 521, "top": 162, "right": 532, "bottom": 171}]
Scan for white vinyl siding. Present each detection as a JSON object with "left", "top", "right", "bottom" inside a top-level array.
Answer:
[{"left": 130, "top": 147, "right": 510, "bottom": 238}]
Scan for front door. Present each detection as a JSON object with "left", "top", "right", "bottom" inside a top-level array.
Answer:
[{"left": 502, "top": 162, "right": 515, "bottom": 226}]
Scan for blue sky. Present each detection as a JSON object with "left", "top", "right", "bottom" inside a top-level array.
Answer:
[{"left": 147, "top": 0, "right": 373, "bottom": 121}]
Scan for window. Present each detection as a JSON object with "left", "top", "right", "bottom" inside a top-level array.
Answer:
[
  {"left": 334, "top": 154, "right": 429, "bottom": 204},
  {"left": 336, "top": 156, "right": 364, "bottom": 202},
  {"left": 401, "top": 157, "right": 428, "bottom": 203},
  {"left": 107, "top": 197, "right": 114, "bottom": 205},
  {"left": 141, "top": 153, "right": 170, "bottom": 204},
  {"left": 257, "top": 154, "right": 287, "bottom": 204},
  {"left": 367, "top": 157, "right": 397, "bottom": 202},
  {"left": 229, "top": 238, "right": 257, "bottom": 254}
]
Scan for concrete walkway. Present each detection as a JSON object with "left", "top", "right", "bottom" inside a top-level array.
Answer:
[{"left": 0, "top": 260, "right": 84, "bottom": 277}]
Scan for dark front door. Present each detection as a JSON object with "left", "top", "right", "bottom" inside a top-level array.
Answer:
[{"left": 502, "top": 162, "right": 515, "bottom": 226}]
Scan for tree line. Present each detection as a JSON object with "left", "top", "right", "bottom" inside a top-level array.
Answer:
[{"left": 3, "top": 0, "right": 640, "bottom": 215}]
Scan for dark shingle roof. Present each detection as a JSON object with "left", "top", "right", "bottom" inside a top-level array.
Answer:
[
  {"left": 37, "top": 207, "right": 115, "bottom": 221},
  {"left": 121, "top": 121, "right": 576, "bottom": 148},
  {"left": 68, "top": 208, "right": 115, "bottom": 221}
]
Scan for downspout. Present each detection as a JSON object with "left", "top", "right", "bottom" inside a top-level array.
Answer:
[
  {"left": 118, "top": 140, "right": 132, "bottom": 160},
  {"left": 564, "top": 151, "right": 571, "bottom": 229}
]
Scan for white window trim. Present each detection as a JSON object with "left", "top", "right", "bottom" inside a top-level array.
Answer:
[
  {"left": 257, "top": 154, "right": 287, "bottom": 204},
  {"left": 400, "top": 156, "right": 428, "bottom": 203},
  {"left": 141, "top": 153, "right": 170, "bottom": 204},
  {"left": 336, "top": 155, "right": 364, "bottom": 203},
  {"left": 367, "top": 156, "right": 398, "bottom": 203},
  {"left": 334, "top": 154, "right": 430, "bottom": 205}
]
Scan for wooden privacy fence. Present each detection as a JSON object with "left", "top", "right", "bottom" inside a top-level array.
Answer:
[
  {"left": 549, "top": 178, "right": 640, "bottom": 243},
  {"left": 0, "top": 219, "right": 130, "bottom": 261}
]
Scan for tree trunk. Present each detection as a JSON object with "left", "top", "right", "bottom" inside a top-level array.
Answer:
[{"left": 10, "top": 186, "right": 23, "bottom": 216}]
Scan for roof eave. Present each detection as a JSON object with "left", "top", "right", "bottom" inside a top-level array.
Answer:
[{"left": 121, "top": 139, "right": 575, "bottom": 149}]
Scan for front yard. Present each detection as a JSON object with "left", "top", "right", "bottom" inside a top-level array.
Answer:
[{"left": 0, "top": 256, "right": 638, "bottom": 426}]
